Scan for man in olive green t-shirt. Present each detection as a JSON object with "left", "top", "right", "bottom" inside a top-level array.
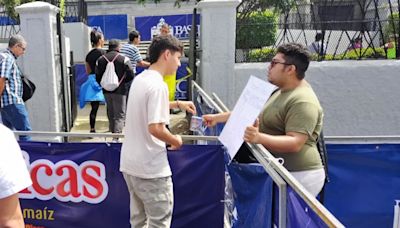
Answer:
[{"left": 203, "top": 43, "right": 325, "bottom": 197}]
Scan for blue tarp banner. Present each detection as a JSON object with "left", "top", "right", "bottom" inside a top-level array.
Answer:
[
  {"left": 228, "top": 163, "right": 273, "bottom": 228},
  {"left": 286, "top": 187, "right": 328, "bottom": 228},
  {"left": 87, "top": 15, "right": 128, "bottom": 40},
  {"left": 18, "top": 142, "right": 225, "bottom": 228},
  {"left": 325, "top": 143, "right": 400, "bottom": 228},
  {"left": 135, "top": 14, "right": 200, "bottom": 41}
]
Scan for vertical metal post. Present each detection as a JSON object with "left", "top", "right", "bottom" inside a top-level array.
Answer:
[
  {"left": 56, "top": 13, "right": 69, "bottom": 142},
  {"left": 188, "top": 8, "right": 198, "bottom": 102}
]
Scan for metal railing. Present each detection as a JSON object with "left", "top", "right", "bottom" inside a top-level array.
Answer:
[{"left": 200, "top": 84, "right": 344, "bottom": 227}]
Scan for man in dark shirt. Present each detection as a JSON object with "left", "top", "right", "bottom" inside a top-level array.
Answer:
[{"left": 96, "top": 39, "right": 134, "bottom": 138}]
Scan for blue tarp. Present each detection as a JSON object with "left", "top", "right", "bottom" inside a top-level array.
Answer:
[
  {"left": 18, "top": 142, "right": 225, "bottom": 228},
  {"left": 228, "top": 163, "right": 273, "bottom": 228},
  {"left": 325, "top": 143, "right": 400, "bottom": 228}
]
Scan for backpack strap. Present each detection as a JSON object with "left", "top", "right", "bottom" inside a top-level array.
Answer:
[{"left": 102, "top": 54, "right": 120, "bottom": 63}]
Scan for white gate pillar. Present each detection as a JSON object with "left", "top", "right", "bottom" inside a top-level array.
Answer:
[
  {"left": 197, "top": 0, "right": 240, "bottom": 108},
  {"left": 16, "top": 2, "right": 63, "bottom": 136}
]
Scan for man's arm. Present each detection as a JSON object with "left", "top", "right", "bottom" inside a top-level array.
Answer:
[
  {"left": 169, "top": 100, "right": 196, "bottom": 114},
  {"left": 0, "top": 78, "right": 5, "bottom": 96},
  {"left": 0, "top": 194, "right": 25, "bottom": 228},
  {"left": 137, "top": 60, "right": 150, "bottom": 68},
  {"left": 202, "top": 112, "right": 231, "bottom": 127},
  {"left": 244, "top": 125, "right": 308, "bottom": 153},
  {"left": 148, "top": 123, "right": 182, "bottom": 150}
]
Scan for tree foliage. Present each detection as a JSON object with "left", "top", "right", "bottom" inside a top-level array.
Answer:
[
  {"left": 0, "top": 0, "right": 64, "bottom": 21},
  {"left": 236, "top": 10, "right": 277, "bottom": 49}
]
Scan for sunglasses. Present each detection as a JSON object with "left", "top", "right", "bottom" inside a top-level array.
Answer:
[{"left": 270, "top": 60, "right": 292, "bottom": 68}]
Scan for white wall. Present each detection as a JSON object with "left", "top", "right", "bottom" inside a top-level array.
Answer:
[
  {"left": 63, "top": 22, "right": 91, "bottom": 63},
  {"left": 233, "top": 60, "right": 400, "bottom": 137}
]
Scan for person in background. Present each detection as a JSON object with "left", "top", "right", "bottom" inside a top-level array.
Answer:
[
  {"left": 349, "top": 37, "right": 362, "bottom": 50},
  {"left": 0, "top": 123, "right": 32, "bottom": 228},
  {"left": 384, "top": 35, "right": 396, "bottom": 59},
  {"left": 82, "top": 29, "right": 106, "bottom": 133},
  {"left": 308, "top": 32, "right": 326, "bottom": 55},
  {"left": 203, "top": 43, "right": 325, "bottom": 197},
  {"left": 159, "top": 23, "right": 179, "bottom": 103},
  {"left": 0, "top": 35, "right": 32, "bottom": 141},
  {"left": 160, "top": 23, "right": 171, "bottom": 36},
  {"left": 96, "top": 39, "right": 134, "bottom": 141},
  {"left": 120, "top": 30, "right": 150, "bottom": 98},
  {"left": 120, "top": 35, "right": 196, "bottom": 228}
]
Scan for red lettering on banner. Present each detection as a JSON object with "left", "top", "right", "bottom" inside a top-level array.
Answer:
[
  {"left": 56, "top": 164, "right": 81, "bottom": 198},
  {"left": 31, "top": 163, "right": 54, "bottom": 195},
  {"left": 19, "top": 151, "right": 109, "bottom": 204},
  {"left": 82, "top": 165, "right": 104, "bottom": 199}
]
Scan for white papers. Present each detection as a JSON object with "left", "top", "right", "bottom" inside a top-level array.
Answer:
[{"left": 219, "top": 76, "right": 277, "bottom": 161}]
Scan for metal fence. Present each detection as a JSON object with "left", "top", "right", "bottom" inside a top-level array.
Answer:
[{"left": 236, "top": 0, "right": 400, "bottom": 62}]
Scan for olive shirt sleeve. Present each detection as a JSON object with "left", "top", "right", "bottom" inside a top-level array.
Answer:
[{"left": 284, "top": 102, "right": 321, "bottom": 141}]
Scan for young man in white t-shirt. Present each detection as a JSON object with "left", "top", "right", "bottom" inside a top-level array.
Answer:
[
  {"left": 0, "top": 124, "right": 32, "bottom": 227},
  {"left": 120, "top": 35, "right": 196, "bottom": 228}
]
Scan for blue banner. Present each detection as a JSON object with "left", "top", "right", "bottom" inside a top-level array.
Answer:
[
  {"left": 18, "top": 142, "right": 225, "bottom": 228},
  {"left": 286, "top": 187, "right": 328, "bottom": 228},
  {"left": 228, "top": 163, "right": 273, "bottom": 228},
  {"left": 324, "top": 143, "right": 400, "bottom": 228},
  {"left": 87, "top": 15, "right": 128, "bottom": 40},
  {"left": 135, "top": 14, "right": 200, "bottom": 41}
]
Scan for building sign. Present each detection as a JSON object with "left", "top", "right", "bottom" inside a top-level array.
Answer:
[{"left": 135, "top": 14, "right": 200, "bottom": 41}]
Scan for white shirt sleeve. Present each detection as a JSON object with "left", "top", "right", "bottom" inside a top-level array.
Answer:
[
  {"left": 0, "top": 124, "right": 32, "bottom": 199},
  {"left": 147, "top": 83, "right": 170, "bottom": 125}
]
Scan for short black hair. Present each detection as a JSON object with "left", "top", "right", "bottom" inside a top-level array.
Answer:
[
  {"left": 108, "top": 39, "right": 120, "bottom": 51},
  {"left": 128, "top": 30, "right": 140, "bottom": 42},
  {"left": 148, "top": 35, "right": 183, "bottom": 64},
  {"left": 277, "top": 43, "right": 310, "bottom": 80}
]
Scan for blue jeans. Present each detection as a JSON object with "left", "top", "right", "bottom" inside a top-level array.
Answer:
[{"left": 1, "top": 103, "right": 32, "bottom": 141}]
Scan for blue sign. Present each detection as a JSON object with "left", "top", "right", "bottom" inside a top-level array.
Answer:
[
  {"left": 135, "top": 14, "right": 200, "bottom": 41},
  {"left": 87, "top": 14, "right": 128, "bottom": 40},
  {"left": 324, "top": 143, "right": 400, "bottom": 228},
  {"left": 228, "top": 163, "right": 273, "bottom": 228},
  {"left": 18, "top": 142, "right": 225, "bottom": 228}
]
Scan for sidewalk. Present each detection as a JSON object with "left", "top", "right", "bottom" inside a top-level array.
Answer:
[{"left": 69, "top": 104, "right": 189, "bottom": 142}]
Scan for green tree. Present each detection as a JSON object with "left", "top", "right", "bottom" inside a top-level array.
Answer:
[
  {"left": 383, "top": 12, "right": 399, "bottom": 41},
  {"left": 236, "top": 10, "right": 277, "bottom": 49},
  {"left": 0, "top": 0, "right": 65, "bottom": 21}
]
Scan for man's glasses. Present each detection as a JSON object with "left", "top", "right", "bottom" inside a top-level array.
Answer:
[
  {"left": 270, "top": 60, "right": 292, "bottom": 68},
  {"left": 18, "top": 45, "right": 26, "bottom": 51}
]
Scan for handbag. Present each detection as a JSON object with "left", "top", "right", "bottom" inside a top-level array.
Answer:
[{"left": 21, "top": 74, "right": 36, "bottom": 102}]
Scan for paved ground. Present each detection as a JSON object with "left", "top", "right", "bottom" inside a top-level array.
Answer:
[{"left": 69, "top": 104, "right": 190, "bottom": 142}]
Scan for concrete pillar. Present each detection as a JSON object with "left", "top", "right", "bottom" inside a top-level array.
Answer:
[
  {"left": 197, "top": 0, "right": 240, "bottom": 108},
  {"left": 16, "top": 2, "right": 62, "bottom": 136}
]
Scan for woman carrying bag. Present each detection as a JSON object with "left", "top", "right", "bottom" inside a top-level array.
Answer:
[{"left": 80, "top": 28, "right": 106, "bottom": 133}]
